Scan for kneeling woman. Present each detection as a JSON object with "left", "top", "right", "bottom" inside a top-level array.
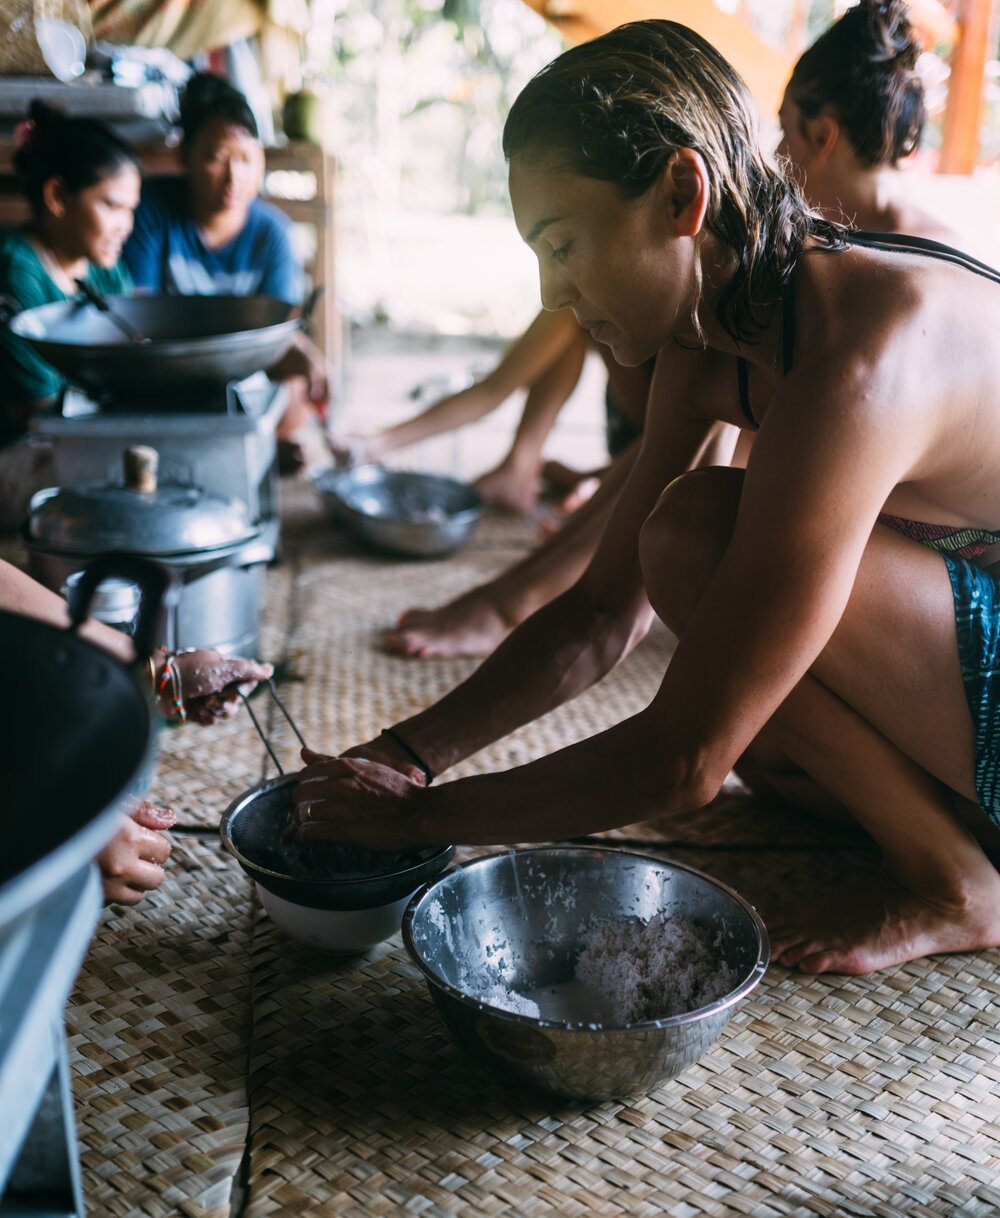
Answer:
[
  {"left": 0, "top": 103, "right": 139, "bottom": 523},
  {"left": 292, "top": 20, "right": 1000, "bottom": 976}
]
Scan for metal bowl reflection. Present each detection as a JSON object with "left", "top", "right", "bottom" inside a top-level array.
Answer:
[
  {"left": 314, "top": 466, "right": 483, "bottom": 557},
  {"left": 403, "top": 847, "right": 768, "bottom": 1100}
]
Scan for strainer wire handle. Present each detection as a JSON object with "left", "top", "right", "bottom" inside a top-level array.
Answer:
[
  {"left": 240, "top": 688, "right": 285, "bottom": 775},
  {"left": 266, "top": 679, "right": 308, "bottom": 749},
  {"left": 239, "top": 679, "right": 310, "bottom": 777}
]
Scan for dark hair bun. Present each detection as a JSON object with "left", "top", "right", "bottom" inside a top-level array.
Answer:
[
  {"left": 179, "top": 71, "right": 259, "bottom": 144},
  {"left": 790, "top": 0, "right": 925, "bottom": 167}
]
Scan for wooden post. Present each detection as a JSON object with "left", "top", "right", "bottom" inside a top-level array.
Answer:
[{"left": 939, "top": 0, "right": 997, "bottom": 174}]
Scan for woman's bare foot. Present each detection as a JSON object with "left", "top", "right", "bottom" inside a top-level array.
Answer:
[
  {"left": 474, "top": 465, "right": 539, "bottom": 514},
  {"left": 542, "top": 458, "right": 602, "bottom": 492},
  {"left": 386, "top": 595, "right": 513, "bottom": 658},
  {"left": 767, "top": 866, "right": 1000, "bottom": 974}
]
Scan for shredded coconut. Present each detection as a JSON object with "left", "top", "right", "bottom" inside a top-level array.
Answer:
[
  {"left": 469, "top": 913, "right": 738, "bottom": 1025},
  {"left": 575, "top": 913, "right": 738, "bottom": 1022}
]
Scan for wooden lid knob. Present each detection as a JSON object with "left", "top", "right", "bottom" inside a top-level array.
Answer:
[{"left": 123, "top": 445, "right": 158, "bottom": 493}]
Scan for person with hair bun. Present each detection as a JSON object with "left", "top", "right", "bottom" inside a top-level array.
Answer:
[
  {"left": 124, "top": 71, "right": 328, "bottom": 471},
  {"left": 0, "top": 102, "right": 140, "bottom": 523},
  {"left": 291, "top": 20, "right": 1000, "bottom": 978},
  {"left": 778, "top": 0, "right": 953, "bottom": 243}
]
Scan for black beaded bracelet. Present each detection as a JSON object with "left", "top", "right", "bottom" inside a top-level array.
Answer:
[{"left": 381, "top": 727, "right": 434, "bottom": 785}]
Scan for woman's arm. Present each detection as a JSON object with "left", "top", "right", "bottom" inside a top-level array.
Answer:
[
  {"left": 296, "top": 347, "right": 729, "bottom": 805},
  {"left": 475, "top": 328, "right": 588, "bottom": 511},
  {"left": 0, "top": 558, "right": 134, "bottom": 660},
  {"left": 294, "top": 324, "right": 924, "bottom": 849},
  {"left": 331, "top": 309, "right": 584, "bottom": 464},
  {"left": 0, "top": 559, "right": 273, "bottom": 717}
]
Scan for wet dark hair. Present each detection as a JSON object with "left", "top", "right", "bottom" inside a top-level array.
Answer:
[
  {"left": 179, "top": 72, "right": 259, "bottom": 145},
  {"left": 12, "top": 101, "right": 138, "bottom": 216},
  {"left": 502, "top": 19, "right": 844, "bottom": 345},
  {"left": 789, "top": 0, "right": 925, "bottom": 167}
]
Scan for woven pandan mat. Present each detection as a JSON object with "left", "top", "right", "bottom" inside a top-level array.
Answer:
[
  {"left": 68, "top": 835, "right": 254, "bottom": 1218},
  {"left": 62, "top": 478, "right": 1000, "bottom": 1217}
]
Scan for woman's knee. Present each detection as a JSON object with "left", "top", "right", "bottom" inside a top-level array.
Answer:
[{"left": 638, "top": 466, "right": 743, "bottom": 629}]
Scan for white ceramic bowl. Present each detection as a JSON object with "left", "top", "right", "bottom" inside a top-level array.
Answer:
[{"left": 255, "top": 883, "right": 419, "bottom": 954}]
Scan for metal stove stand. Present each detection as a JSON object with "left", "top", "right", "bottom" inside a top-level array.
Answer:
[
  {"left": 0, "top": 866, "right": 102, "bottom": 1216},
  {"left": 31, "top": 371, "right": 288, "bottom": 536}
]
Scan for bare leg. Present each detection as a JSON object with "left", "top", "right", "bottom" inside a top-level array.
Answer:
[
  {"left": 642, "top": 466, "right": 1000, "bottom": 974},
  {"left": 388, "top": 446, "right": 639, "bottom": 658}
]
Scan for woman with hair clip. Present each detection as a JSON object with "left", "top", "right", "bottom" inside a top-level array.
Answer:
[
  {"left": 0, "top": 102, "right": 140, "bottom": 523},
  {"left": 291, "top": 18, "right": 1000, "bottom": 977},
  {"left": 124, "top": 71, "right": 329, "bottom": 471},
  {"left": 385, "top": 0, "right": 960, "bottom": 662}
]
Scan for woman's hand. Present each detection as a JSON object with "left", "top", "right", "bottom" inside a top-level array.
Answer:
[
  {"left": 290, "top": 746, "right": 427, "bottom": 851},
  {"left": 96, "top": 800, "right": 175, "bottom": 906},
  {"left": 156, "top": 651, "right": 273, "bottom": 725},
  {"left": 326, "top": 432, "right": 386, "bottom": 468}
]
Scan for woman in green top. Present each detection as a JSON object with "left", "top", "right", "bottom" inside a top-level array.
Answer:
[
  {"left": 0, "top": 102, "right": 139, "bottom": 430},
  {"left": 0, "top": 102, "right": 139, "bottom": 525}
]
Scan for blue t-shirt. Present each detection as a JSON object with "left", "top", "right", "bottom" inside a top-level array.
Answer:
[{"left": 123, "top": 176, "right": 302, "bottom": 304}]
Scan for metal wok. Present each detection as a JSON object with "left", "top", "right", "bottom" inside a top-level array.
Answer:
[
  {"left": 5, "top": 290, "right": 319, "bottom": 402},
  {"left": 0, "top": 552, "right": 176, "bottom": 934}
]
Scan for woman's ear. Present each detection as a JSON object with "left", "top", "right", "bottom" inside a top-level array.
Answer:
[
  {"left": 41, "top": 176, "right": 66, "bottom": 219},
  {"left": 804, "top": 111, "right": 840, "bottom": 165},
  {"left": 665, "top": 147, "right": 709, "bottom": 239}
]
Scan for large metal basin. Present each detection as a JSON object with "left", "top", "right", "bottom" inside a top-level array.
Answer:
[
  {"left": 315, "top": 466, "right": 483, "bottom": 558},
  {"left": 403, "top": 847, "right": 769, "bottom": 1101}
]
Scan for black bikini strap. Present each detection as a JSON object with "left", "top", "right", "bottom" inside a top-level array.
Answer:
[
  {"left": 781, "top": 272, "right": 795, "bottom": 376},
  {"left": 736, "top": 356, "right": 755, "bottom": 427},
  {"left": 849, "top": 230, "right": 1000, "bottom": 285},
  {"left": 735, "top": 271, "right": 794, "bottom": 429}
]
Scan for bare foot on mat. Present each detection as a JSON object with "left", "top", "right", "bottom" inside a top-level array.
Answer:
[
  {"left": 767, "top": 867, "right": 1000, "bottom": 974},
  {"left": 386, "top": 596, "right": 512, "bottom": 658}
]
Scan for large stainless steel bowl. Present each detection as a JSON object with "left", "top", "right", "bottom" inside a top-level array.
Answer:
[
  {"left": 403, "top": 847, "right": 769, "bottom": 1101},
  {"left": 314, "top": 466, "right": 483, "bottom": 558}
]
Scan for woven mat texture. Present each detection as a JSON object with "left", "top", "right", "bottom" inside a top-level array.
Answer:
[{"left": 47, "top": 481, "right": 1000, "bottom": 1216}]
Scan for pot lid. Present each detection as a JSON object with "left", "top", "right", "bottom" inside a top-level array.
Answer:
[{"left": 28, "top": 446, "right": 257, "bottom": 555}]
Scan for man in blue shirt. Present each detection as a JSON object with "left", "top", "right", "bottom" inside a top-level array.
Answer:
[
  {"left": 124, "top": 72, "right": 327, "bottom": 470},
  {"left": 125, "top": 173, "right": 301, "bottom": 303}
]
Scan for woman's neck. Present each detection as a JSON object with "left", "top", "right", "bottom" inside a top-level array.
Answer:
[
  {"left": 815, "top": 166, "right": 903, "bottom": 234},
  {"left": 26, "top": 221, "right": 88, "bottom": 293},
  {"left": 692, "top": 233, "right": 784, "bottom": 369}
]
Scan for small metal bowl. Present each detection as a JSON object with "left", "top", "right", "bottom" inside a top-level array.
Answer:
[
  {"left": 314, "top": 466, "right": 483, "bottom": 558},
  {"left": 221, "top": 775, "right": 455, "bottom": 953},
  {"left": 403, "top": 846, "right": 768, "bottom": 1100}
]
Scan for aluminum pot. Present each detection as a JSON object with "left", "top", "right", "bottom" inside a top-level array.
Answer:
[{"left": 22, "top": 446, "right": 272, "bottom": 655}]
